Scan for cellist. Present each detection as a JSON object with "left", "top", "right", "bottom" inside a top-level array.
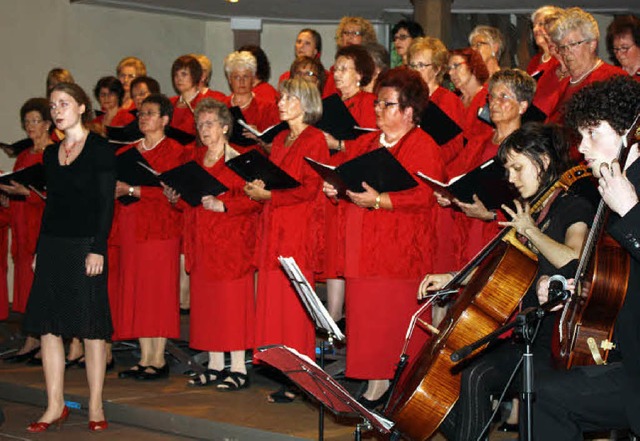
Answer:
[
  {"left": 419, "top": 122, "right": 595, "bottom": 440},
  {"left": 533, "top": 76, "right": 640, "bottom": 439}
]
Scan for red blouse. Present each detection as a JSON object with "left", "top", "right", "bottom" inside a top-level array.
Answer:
[
  {"left": 115, "top": 138, "right": 184, "bottom": 242},
  {"left": 170, "top": 93, "right": 206, "bottom": 136},
  {"left": 429, "top": 86, "right": 465, "bottom": 164},
  {"left": 253, "top": 81, "right": 279, "bottom": 105},
  {"left": 254, "top": 125, "right": 329, "bottom": 272},
  {"left": 342, "top": 128, "right": 446, "bottom": 278},
  {"left": 342, "top": 91, "right": 377, "bottom": 129},
  {"left": 181, "top": 146, "right": 261, "bottom": 278},
  {"left": 463, "top": 86, "right": 493, "bottom": 143},
  {"left": 222, "top": 95, "right": 280, "bottom": 132}
]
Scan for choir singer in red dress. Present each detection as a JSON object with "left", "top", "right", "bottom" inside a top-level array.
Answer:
[
  {"left": 322, "top": 67, "right": 446, "bottom": 410},
  {"left": 170, "top": 99, "right": 260, "bottom": 390},
  {"left": 244, "top": 78, "right": 329, "bottom": 403}
]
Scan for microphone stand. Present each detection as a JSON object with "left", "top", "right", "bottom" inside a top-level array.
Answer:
[{"left": 450, "top": 291, "right": 569, "bottom": 441}]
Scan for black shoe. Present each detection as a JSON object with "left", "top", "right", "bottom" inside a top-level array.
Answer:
[
  {"left": 2, "top": 347, "right": 40, "bottom": 363},
  {"left": 26, "top": 355, "right": 43, "bottom": 366},
  {"left": 106, "top": 358, "right": 115, "bottom": 372},
  {"left": 118, "top": 364, "right": 146, "bottom": 379},
  {"left": 498, "top": 422, "right": 519, "bottom": 432},
  {"left": 179, "top": 308, "right": 190, "bottom": 315},
  {"left": 136, "top": 364, "right": 170, "bottom": 381},
  {"left": 65, "top": 356, "right": 83, "bottom": 368},
  {"left": 357, "top": 388, "right": 391, "bottom": 411}
]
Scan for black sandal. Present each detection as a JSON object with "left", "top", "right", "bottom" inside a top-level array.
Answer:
[
  {"left": 267, "top": 386, "right": 298, "bottom": 403},
  {"left": 217, "top": 371, "right": 249, "bottom": 391},
  {"left": 187, "top": 369, "right": 225, "bottom": 387}
]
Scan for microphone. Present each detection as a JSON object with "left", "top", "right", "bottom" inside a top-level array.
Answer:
[{"left": 548, "top": 274, "right": 571, "bottom": 302}]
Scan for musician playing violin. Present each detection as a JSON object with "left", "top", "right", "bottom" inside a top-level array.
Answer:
[
  {"left": 419, "top": 122, "right": 594, "bottom": 440},
  {"left": 533, "top": 75, "right": 640, "bottom": 440}
]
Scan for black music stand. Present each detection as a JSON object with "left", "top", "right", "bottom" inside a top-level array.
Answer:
[
  {"left": 256, "top": 345, "right": 394, "bottom": 440},
  {"left": 278, "top": 256, "right": 346, "bottom": 440}
]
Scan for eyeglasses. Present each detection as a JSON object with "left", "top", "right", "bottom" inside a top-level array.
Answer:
[
  {"left": 409, "top": 62, "right": 433, "bottom": 71},
  {"left": 138, "top": 111, "right": 161, "bottom": 118},
  {"left": 196, "top": 120, "right": 221, "bottom": 130},
  {"left": 23, "top": 119, "right": 44, "bottom": 126},
  {"left": 373, "top": 100, "right": 399, "bottom": 109},
  {"left": 447, "top": 62, "right": 467, "bottom": 71},
  {"left": 393, "top": 34, "right": 411, "bottom": 42},
  {"left": 230, "top": 74, "right": 252, "bottom": 82},
  {"left": 342, "top": 30, "right": 362, "bottom": 37},
  {"left": 118, "top": 73, "right": 136, "bottom": 81},
  {"left": 471, "top": 41, "right": 490, "bottom": 50},
  {"left": 612, "top": 45, "right": 634, "bottom": 54},
  {"left": 557, "top": 39, "right": 591, "bottom": 54},
  {"left": 487, "top": 92, "right": 517, "bottom": 104},
  {"left": 334, "top": 65, "right": 355, "bottom": 73},
  {"left": 294, "top": 70, "right": 317, "bottom": 78}
]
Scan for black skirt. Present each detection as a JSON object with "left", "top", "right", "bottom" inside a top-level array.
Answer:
[{"left": 23, "top": 235, "right": 113, "bottom": 340}]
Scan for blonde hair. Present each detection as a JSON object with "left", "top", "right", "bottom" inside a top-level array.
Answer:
[
  {"left": 469, "top": 25, "right": 505, "bottom": 59},
  {"left": 116, "top": 56, "right": 147, "bottom": 77},
  {"left": 408, "top": 37, "right": 449, "bottom": 83},
  {"left": 190, "top": 53, "right": 212, "bottom": 86},
  {"left": 531, "top": 5, "right": 563, "bottom": 23},
  {"left": 279, "top": 78, "right": 323, "bottom": 125},
  {"left": 335, "top": 16, "right": 377, "bottom": 47}
]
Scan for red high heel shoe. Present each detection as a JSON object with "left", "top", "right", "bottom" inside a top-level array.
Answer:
[
  {"left": 26, "top": 406, "right": 70, "bottom": 433},
  {"left": 88, "top": 420, "right": 109, "bottom": 431}
]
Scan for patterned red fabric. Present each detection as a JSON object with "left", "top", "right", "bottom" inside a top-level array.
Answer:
[
  {"left": 341, "top": 128, "right": 445, "bottom": 378},
  {"left": 8, "top": 149, "right": 46, "bottom": 313},
  {"left": 253, "top": 125, "right": 329, "bottom": 359},
  {"left": 182, "top": 146, "right": 261, "bottom": 351},
  {"left": 111, "top": 138, "right": 184, "bottom": 340}
]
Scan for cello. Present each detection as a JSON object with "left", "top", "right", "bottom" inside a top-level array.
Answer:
[
  {"left": 384, "top": 165, "right": 590, "bottom": 441},
  {"left": 553, "top": 115, "right": 640, "bottom": 368}
]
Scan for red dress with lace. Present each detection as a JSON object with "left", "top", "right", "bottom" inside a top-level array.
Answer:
[
  {"left": 342, "top": 128, "right": 445, "bottom": 379},
  {"left": 8, "top": 148, "right": 46, "bottom": 313},
  {"left": 182, "top": 146, "right": 261, "bottom": 351},
  {"left": 111, "top": 138, "right": 184, "bottom": 340},
  {"left": 253, "top": 126, "right": 329, "bottom": 359}
]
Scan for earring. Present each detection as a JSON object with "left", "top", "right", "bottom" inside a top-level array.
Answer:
[{"left": 357, "top": 81, "right": 360, "bottom": 87}]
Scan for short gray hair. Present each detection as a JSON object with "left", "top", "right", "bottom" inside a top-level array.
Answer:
[
  {"left": 194, "top": 98, "right": 233, "bottom": 139},
  {"left": 469, "top": 25, "right": 505, "bottom": 59},
  {"left": 223, "top": 51, "right": 257, "bottom": 77},
  {"left": 549, "top": 7, "right": 599, "bottom": 45},
  {"left": 488, "top": 68, "right": 536, "bottom": 105},
  {"left": 279, "top": 78, "right": 322, "bottom": 125}
]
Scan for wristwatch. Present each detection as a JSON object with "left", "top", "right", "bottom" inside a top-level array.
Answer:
[{"left": 128, "top": 186, "right": 135, "bottom": 197}]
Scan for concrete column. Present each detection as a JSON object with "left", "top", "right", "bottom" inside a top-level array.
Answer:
[
  {"left": 413, "top": 0, "right": 452, "bottom": 46},
  {"left": 230, "top": 18, "right": 262, "bottom": 49}
]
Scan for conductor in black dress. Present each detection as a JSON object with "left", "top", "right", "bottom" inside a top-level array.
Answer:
[{"left": 22, "top": 83, "right": 116, "bottom": 433}]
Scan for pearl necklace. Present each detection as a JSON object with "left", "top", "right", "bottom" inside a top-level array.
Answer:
[
  {"left": 379, "top": 133, "right": 400, "bottom": 148},
  {"left": 569, "top": 59, "right": 602, "bottom": 85},
  {"left": 231, "top": 93, "right": 253, "bottom": 110},
  {"left": 141, "top": 136, "right": 165, "bottom": 151}
]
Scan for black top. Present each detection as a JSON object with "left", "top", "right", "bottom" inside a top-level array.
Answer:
[
  {"left": 39, "top": 131, "right": 116, "bottom": 256},
  {"left": 523, "top": 189, "right": 595, "bottom": 355},
  {"left": 607, "top": 157, "right": 640, "bottom": 432}
]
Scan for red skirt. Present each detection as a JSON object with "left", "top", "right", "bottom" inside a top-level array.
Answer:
[
  {"left": 254, "top": 269, "right": 315, "bottom": 360},
  {"left": 345, "top": 277, "right": 423, "bottom": 379},
  {"left": 11, "top": 254, "right": 34, "bottom": 314},
  {"left": 189, "top": 272, "right": 255, "bottom": 352},
  {"left": 0, "top": 228, "right": 8, "bottom": 320},
  {"left": 113, "top": 218, "right": 180, "bottom": 340},
  {"left": 317, "top": 198, "right": 344, "bottom": 280}
]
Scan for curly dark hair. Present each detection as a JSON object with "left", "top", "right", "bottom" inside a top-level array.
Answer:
[
  {"left": 564, "top": 75, "right": 640, "bottom": 135},
  {"left": 606, "top": 15, "right": 640, "bottom": 66},
  {"left": 374, "top": 66, "right": 429, "bottom": 125},
  {"left": 20, "top": 97, "right": 53, "bottom": 132},
  {"left": 93, "top": 76, "right": 125, "bottom": 106},
  {"left": 336, "top": 44, "right": 375, "bottom": 87},
  {"left": 450, "top": 48, "right": 490, "bottom": 84},
  {"left": 391, "top": 20, "right": 425, "bottom": 39},
  {"left": 498, "top": 122, "right": 571, "bottom": 188},
  {"left": 238, "top": 45, "right": 271, "bottom": 82}
]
